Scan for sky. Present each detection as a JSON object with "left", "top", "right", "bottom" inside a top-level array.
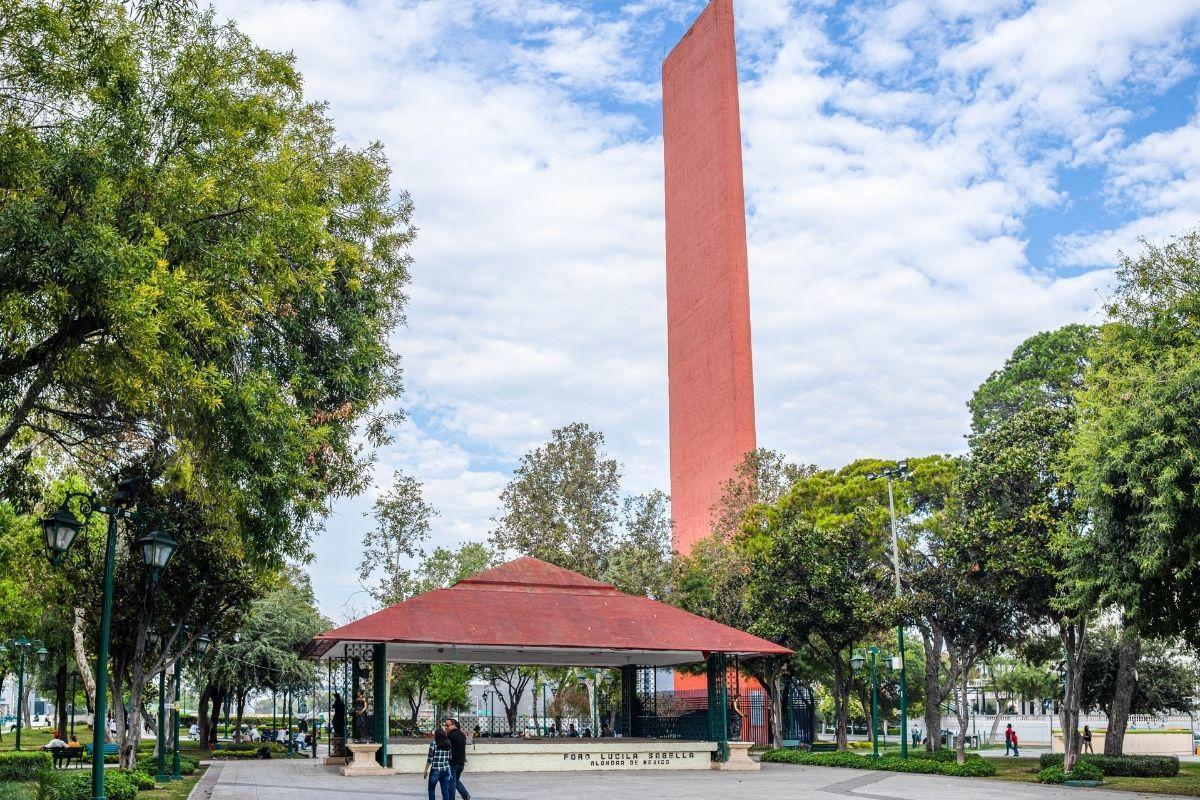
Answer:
[{"left": 210, "top": 0, "right": 1200, "bottom": 622}]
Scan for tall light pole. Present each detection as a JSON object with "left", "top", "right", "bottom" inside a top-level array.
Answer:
[
  {"left": 867, "top": 460, "right": 910, "bottom": 758},
  {"left": 41, "top": 480, "right": 178, "bottom": 800}
]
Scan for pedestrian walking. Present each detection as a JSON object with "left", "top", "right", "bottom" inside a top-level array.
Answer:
[
  {"left": 424, "top": 728, "right": 456, "bottom": 800},
  {"left": 1083, "top": 725, "right": 1093, "bottom": 754},
  {"left": 446, "top": 718, "right": 471, "bottom": 800},
  {"left": 1004, "top": 723, "right": 1016, "bottom": 756}
]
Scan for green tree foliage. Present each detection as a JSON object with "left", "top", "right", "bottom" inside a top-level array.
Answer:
[
  {"left": 489, "top": 422, "right": 621, "bottom": 576},
  {"left": 1073, "top": 232, "right": 1200, "bottom": 644},
  {"left": 488, "top": 422, "right": 672, "bottom": 595},
  {"left": 200, "top": 573, "right": 328, "bottom": 740},
  {"left": 427, "top": 664, "right": 472, "bottom": 718},
  {"left": 359, "top": 471, "right": 436, "bottom": 605},
  {"left": 0, "top": 0, "right": 413, "bottom": 564},
  {"left": 744, "top": 463, "right": 898, "bottom": 750},
  {"left": 1078, "top": 627, "right": 1197, "bottom": 719},
  {"left": 957, "top": 325, "right": 1096, "bottom": 769}
]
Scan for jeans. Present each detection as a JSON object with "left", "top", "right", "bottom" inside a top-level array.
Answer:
[
  {"left": 427, "top": 769, "right": 454, "bottom": 800},
  {"left": 451, "top": 763, "right": 469, "bottom": 799}
]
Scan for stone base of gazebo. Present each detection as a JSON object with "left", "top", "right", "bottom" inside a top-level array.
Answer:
[
  {"left": 387, "top": 739, "right": 725, "bottom": 773},
  {"left": 340, "top": 742, "right": 391, "bottom": 776},
  {"left": 712, "top": 741, "right": 758, "bottom": 771}
]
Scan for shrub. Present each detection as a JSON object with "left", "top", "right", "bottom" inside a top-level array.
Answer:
[
  {"left": 0, "top": 752, "right": 53, "bottom": 781},
  {"left": 1037, "top": 754, "right": 1180, "bottom": 777},
  {"left": 42, "top": 772, "right": 137, "bottom": 800},
  {"left": 127, "top": 771, "right": 156, "bottom": 790},
  {"left": 1067, "top": 760, "right": 1104, "bottom": 782},
  {"left": 135, "top": 754, "right": 198, "bottom": 775},
  {"left": 760, "top": 748, "right": 995, "bottom": 777},
  {"left": 1037, "top": 765, "right": 1065, "bottom": 784}
]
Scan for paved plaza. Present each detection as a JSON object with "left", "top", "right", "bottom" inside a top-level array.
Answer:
[{"left": 197, "top": 758, "right": 1189, "bottom": 800}]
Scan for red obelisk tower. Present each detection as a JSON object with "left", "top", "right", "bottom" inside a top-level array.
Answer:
[{"left": 663, "top": 0, "right": 756, "bottom": 558}]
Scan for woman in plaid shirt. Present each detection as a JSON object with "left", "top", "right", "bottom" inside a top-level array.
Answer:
[{"left": 424, "top": 728, "right": 456, "bottom": 800}]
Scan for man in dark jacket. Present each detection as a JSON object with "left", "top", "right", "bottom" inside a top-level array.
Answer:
[{"left": 445, "top": 719, "right": 471, "bottom": 800}]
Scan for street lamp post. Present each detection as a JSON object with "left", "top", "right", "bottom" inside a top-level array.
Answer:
[
  {"left": 851, "top": 647, "right": 895, "bottom": 762},
  {"left": 0, "top": 638, "right": 45, "bottom": 751},
  {"left": 867, "top": 460, "right": 910, "bottom": 758},
  {"left": 40, "top": 481, "right": 178, "bottom": 800}
]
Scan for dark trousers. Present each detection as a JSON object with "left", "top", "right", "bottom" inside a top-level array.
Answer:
[
  {"left": 427, "top": 768, "right": 454, "bottom": 800},
  {"left": 451, "top": 763, "right": 469, "bottom": 799}
]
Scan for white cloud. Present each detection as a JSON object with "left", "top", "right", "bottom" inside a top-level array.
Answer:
[{"left": 212, "top": 0, "right": 1200, "bottom": 615}]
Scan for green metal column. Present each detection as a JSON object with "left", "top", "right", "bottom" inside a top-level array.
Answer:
[
  {"left": 15, "top": 647, "right": 24, "bottom": 751},
  {"left": 92, "top": 513, "right": 120, "bottom": 800},
  {"left": 372, "top": 643, "right": 387, "bottom": 767},
  {"left": 870, "top": 650, "right": 880, "bottom": 762},
  {"left": 706, "top": 654, "right": 729, "bottom": 762},
  {"left": 170, "top": 657, "right": 182, "bottom": 780},
  {"left": 620, "top": 665, "right": 636, "bottom": 737},
  {"left": 155, "top": 670, "right": 167, "bottom": 781}
]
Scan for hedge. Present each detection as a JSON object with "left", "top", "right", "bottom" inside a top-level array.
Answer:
[
  {"left": 209, "top": 743, "right": 286, "bottom": 760},
  {"left": 39, "top": 771, "right": 137, "bottom": 800},
  {"left": 761, "top": 748, "right": 996, "bottom": 777},
  {"left": 128, "top": 771, "right": 156, "bottom": 790},
  {"left": 1037, "top": 754, "right": 1180, "bottom": 777},
  {"left": 134, "top": 754, "right": 199, "bottom": 775},
  {"left": 0, "top": 751, "right": 52, "bottom": 781},
  {"left": 1037, "top": 760, "right": 1104, "bottom": 785}
]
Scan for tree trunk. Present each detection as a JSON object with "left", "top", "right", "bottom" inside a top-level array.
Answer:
[
  {"left": 198, "top": 683, "right": 216, "bottom": 746},
  {"left": 919, "top": 624, "right": 947, "bottom": 752},
  {"left": 235, "top": 691, "right": 247, "bottom": 743},
  {"left": 1059, "top": 618, "right": 1088, "bottom": 773},
  {"left": 55, "top": 662, "right": 69, "bottom": 736},
  {"left": 71, "top": 609, "right": 97, "bottom": 718},
  {"left": 947, "top": 647, "right": 969, "bottom": 764},
  {"left": 1104, "top": 626, "right": 1141, "bottom": 756}
]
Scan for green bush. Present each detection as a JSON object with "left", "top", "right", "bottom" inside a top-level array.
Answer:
[
  {"left": 0, "top": 781, "right": 32, "bottom": 800},
  {"left": 1067, "top": 760, "right": 1104, "bottom": 782},
  {"left": 1037, "top": 765, "right": 1065, "bottom": 784},
  {"left": 0, "top": 751, "right": 53, "bottom": 781},
  {"left": 761, "top": 748, "right": 995, "bottom": 777},
  {"left": 134, "top": 754, "right": 198, "bottom": 775},
  {"left": 40, "top": 772, "right": 137, "bottom": 800},
  {"left": 127, "top": 771, "right": 156, "bottom": 790},
  {"left": 1037, "top": 754, "right": 1180, "bottom": 777}
]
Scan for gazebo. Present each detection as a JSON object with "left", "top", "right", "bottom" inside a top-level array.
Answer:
[{"left": 304, "top": 557, "right": 790, "bottom": 773}]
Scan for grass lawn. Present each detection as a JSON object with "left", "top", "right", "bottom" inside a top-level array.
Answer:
[{"left": 984, "top": 756, "right": 1200, "bottom": 796}]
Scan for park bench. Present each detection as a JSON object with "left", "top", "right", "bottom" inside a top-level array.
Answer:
[
  {"left": 43, "top": 744, "right": 85, "bottom": 768},
  {"left": 809, "top": 742, "right": 838, "bottom": 752},
  {"left": 82, "top": 743, "right": 119, "bottom": 762}
]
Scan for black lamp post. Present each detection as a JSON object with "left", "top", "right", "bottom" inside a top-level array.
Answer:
[{"left": 41, "top": 482, "right": 179, "bottom": 800}]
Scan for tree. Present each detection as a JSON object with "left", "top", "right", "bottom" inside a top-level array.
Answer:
[
  {"left": 489, "top": 423, "right": 621, "bottom": 576},
  {"left": 479, "top": 667, "right": 534, "bottom": 734},
  {"left": 1079, "top": 627, "right": 1197, "bottom": 722},
  {"left": 708, "top": 448, "right": 812, "bottom": 541},
  {"left": 1072, "top": 232, "right": 1200, "bottom": 756},
  {"left": 0, "top": 1, "right": 412, "bottom": 485},
  {"left": 958, "top": 325, "right": 1098, "bottom": 769},
  {"left": 488, "top": 422, "right": 673, "bottom": 595},
  {"left": 745, "top": 465, "right": 898, "bottom": 750},
  {"left": 606, "top": 491, "right": 673, "bottom": 598},
  {"left": 427, "top": 664, "right": 472, "bottom": 718},
  {"left": 359, "top": 471, "right": 436, "bottom": 605},
  {"left": 199, "top": 574, "right": 327, "bottom": 744}
]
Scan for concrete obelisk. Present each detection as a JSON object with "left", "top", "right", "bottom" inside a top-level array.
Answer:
[{"left": 663, "top": 0, "right": 756, "bottom": 557}]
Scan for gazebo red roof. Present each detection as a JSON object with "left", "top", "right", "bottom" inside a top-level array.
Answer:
[{"left": 304, "top": 557, "right": 789, "bottom": 667}]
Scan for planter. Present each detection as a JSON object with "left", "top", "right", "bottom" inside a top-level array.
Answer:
[{"left": 1064, "top": 780, "right": 1103, "bottom": 787}]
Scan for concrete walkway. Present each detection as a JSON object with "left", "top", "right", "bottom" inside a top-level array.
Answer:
[{"left": 201, "top": 758, "right": 1193, "bottom": 800}]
